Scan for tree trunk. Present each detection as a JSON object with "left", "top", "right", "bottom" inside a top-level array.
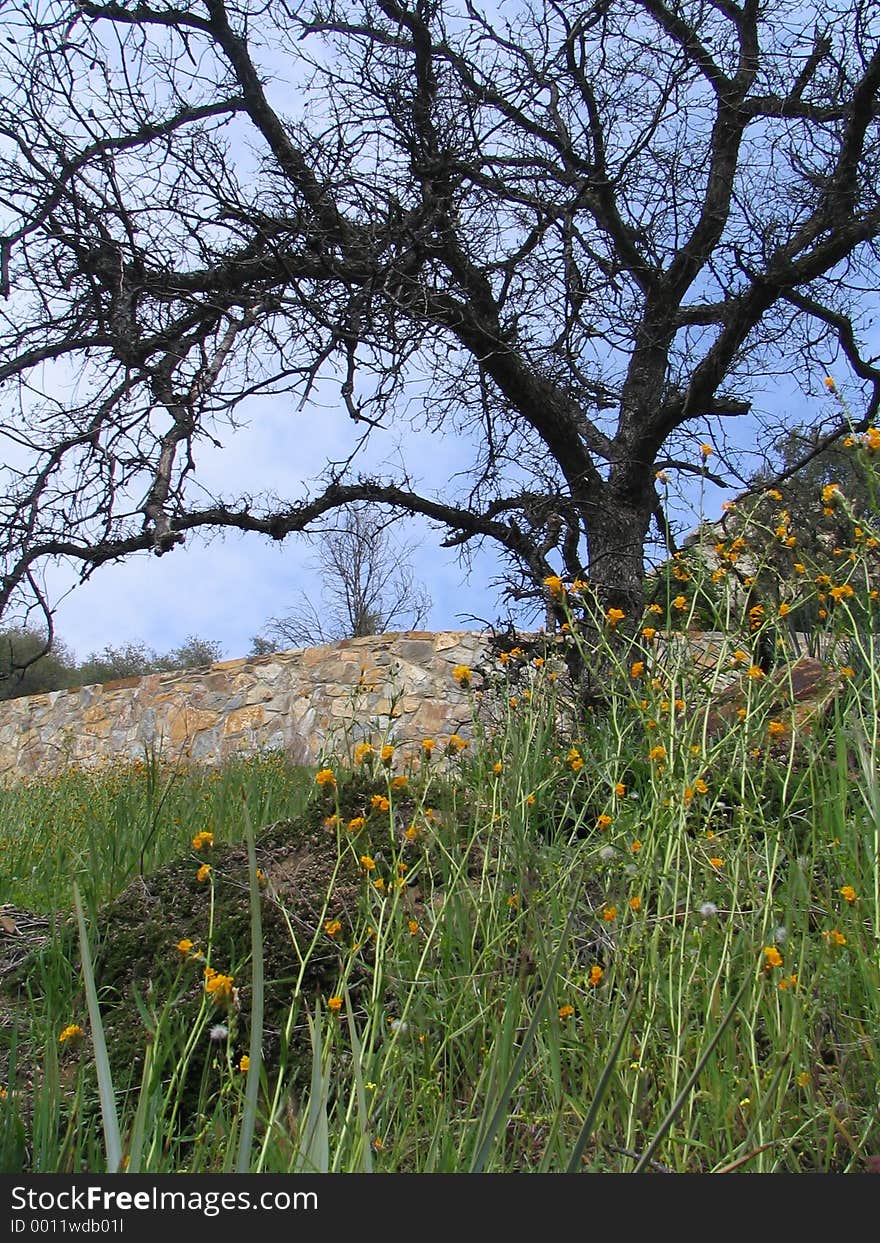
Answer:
[{"left": 586, "top": 495, "right": 652, "bottom": 620}]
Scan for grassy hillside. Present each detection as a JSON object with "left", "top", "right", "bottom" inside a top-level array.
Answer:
[{"left": 1, "top": 437, "right": 878, "bottom": 1174}]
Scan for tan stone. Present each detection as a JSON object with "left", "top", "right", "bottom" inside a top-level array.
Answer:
[
  {"left": 210, "top": 657, "right": 249, "bottom": 674},
  {"left": 82, "top": 704, "right": 109, "bottom": 725},
  {"left": 168, "top": 708, "right": 219, "bottom": 746},
  {"left": 223, "top": 705, "right": 265, "bottom": 737}
]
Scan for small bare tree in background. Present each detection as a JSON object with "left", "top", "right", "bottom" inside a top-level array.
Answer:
[{"left": 251, "top": 505, "right": 431, "bottom": 652}]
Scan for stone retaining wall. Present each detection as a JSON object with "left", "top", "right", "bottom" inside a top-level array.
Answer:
[{"left": 0, "top": 631, "right": 494, "bottom": 783}]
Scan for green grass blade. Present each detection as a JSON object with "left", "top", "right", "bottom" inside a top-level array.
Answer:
[
  {"left": 566, "top": 983, "right": 641, "bottom": 1173},
  {"left": 235, "top": 803, "right": 264, "bottom": 1173},
  {"left": 73, "top": 882, "right": 123, "bottom": 1173},
  {"left": 294, "top": 1005, "right": 330, "bottom": 1173},
  {"left": 124, "top": 1043, "right": 155, "bottom": 1174},
  {"left": 469, "top": 872, "right": 584, "bottom": 1174},
  {"left": 344, "top": 997, "right": 374, "bottom": 1173},
  {"left": 632, "top": 978, "right": 749, "bottom": 1174}
]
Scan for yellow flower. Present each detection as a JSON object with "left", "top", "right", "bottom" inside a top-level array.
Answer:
[
  {"left": 380, "top": 744, "right": 395, "bottom": 764},
  {"left": 324, "top": 919, "right": 342, "bottom": 938},
  {"left": 315, "top": 767, "right": 336, "bottom": 789},
  {"left": 839, "top": 885, "right": 857, "bottom": 904},
  {"left": 614, "top": 781, "right": 626, "bottom": 796},
  {"left": 544, "top": 575, "right": 567, "bottom": 598},
  {"left": 829, "top": 583, "right": 854, "bottom": 601},
  {"left": 176, "top": 939, "right": 194, "bottom": 955},
  {"left": 647, "top": 603, "right": 663, "bottom": 616},
  {"left": 778, "top": 602, "right": 791, "bottom": 616},
  {"left": 567, "top": 746, "right": 584, "bottom": 772},
  {"left": 421, "top": 738, "right": 435, "bottom": 755},
  {"left": 408, "top": 919, "right": 420, "bottom": 936},
  {"left": 558, "top": 1003, "right": 575, "bottom": 1020},
  {"left": 354, "top": 742, "right": 374, "bottom": 765},
  {"left": 767, "top": 489, "right": 783, "bottom": 501},
  {"left": 763, "top": 946, "right": 783, "bottom": 969},
  {"left": 371, "top": 794, "right": 391, "bottom": 812},
  {"left": 823, "top": 929, "right": 846, "bottom": 946},
  {"left": 347, "top": 815, "right": 366, "bottom": 833},
  {"left": 629, "top": 895, "right": 642, "bottom": 912},
  {"left": 821, "top": 482, "right": 840, "bottom": 504},
  {"left": 630, "top": 661, "right": 645, "bottom": 678},
  {"left": 452, "top": 664, "right": 472, "bottom": 687},
  {"left": 824, "top": 376, "right": 836, "bottom": 390},
  {"left": 404, "top": 823, "right": 420, "bottom": 841},
  {"left": 196, "top": 863, "right": 212, "bottom": 883},
  {"left": 191, "top": 830, "right": 214, "bottom": 851},
  {"left": 58, "top": 1024, "right": 84, "bottom": 1045},
  {"left": 605, "top": 606, "right": 626, "bottom": 627},
  {"left": 588, "top": 965, "right": 604, "bottom": 987},
  {"left": 672, "top": 595, "right": 687, "bottom": 611},
  {"left": 694, "top": 778, "right": 708, "bottom": 795},
  {"left": 373, "top": 877, "right": 386, "bottom": 892},
  {"left": 239, "top": 1055, "right": 250, "bottom": 1073},
  {"left": 840, "top": 665, "right": 855, "bottom": 678},
  {"left": 709, "top": 857, "right": 723, "bottom": 870},
  {"left": 447, "top": 733, "right": 469, "bottom": 752},
  {"left": 648, "top": 745, "right": 667, "bottom": 763},
  {"left": 327, "top": 996, "right": 343, "bottom": 1013},
  {"left": 391, "top": 775, "right": 408, "bottom": 790},
  {"left": 601, "top": 905, "right": 617, "bottom": 922},
  {"left": 596, "top": 813, "right": 613, "bottom": 830},
  {"left": 360, "top": 855, "right": 376, "bottom": 872},
  {"left": 205, "top": 971, "right": 235, "bottom": 1006},
  {"left": 631, "top": 840, "right": 642, "bottom": 854},
  {"left": 731, "top": 649, "right": 749, "bottom": 664},
  {"left": 767, "top": 720, "right": 787, "bottom": 737},
  {"left": 507, "top": 893, "right": 519, "bottom": 910},
  {"left": 700, "top": 443, "right": 714, "bottom": 458},
  {"left": 492, "top": 761, "right": 503, "bottom": 775},
  {"left": 641, "top": 627, "right": 656, "bottom": 642},
  {"left": 796, "top": 1070, "right": 811, "bottom": 1088}
]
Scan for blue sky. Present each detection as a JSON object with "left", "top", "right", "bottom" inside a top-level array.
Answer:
[
  {"left": 40, "top": 373, "right": 832, "bottom": 664},
  {"left": 42, "top": 381, "right": 512, "bottom": 661}
]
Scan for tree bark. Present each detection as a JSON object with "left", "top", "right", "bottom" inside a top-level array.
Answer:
[{"left": 586, "top": 491, "right": 653, "bottom": 619}]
